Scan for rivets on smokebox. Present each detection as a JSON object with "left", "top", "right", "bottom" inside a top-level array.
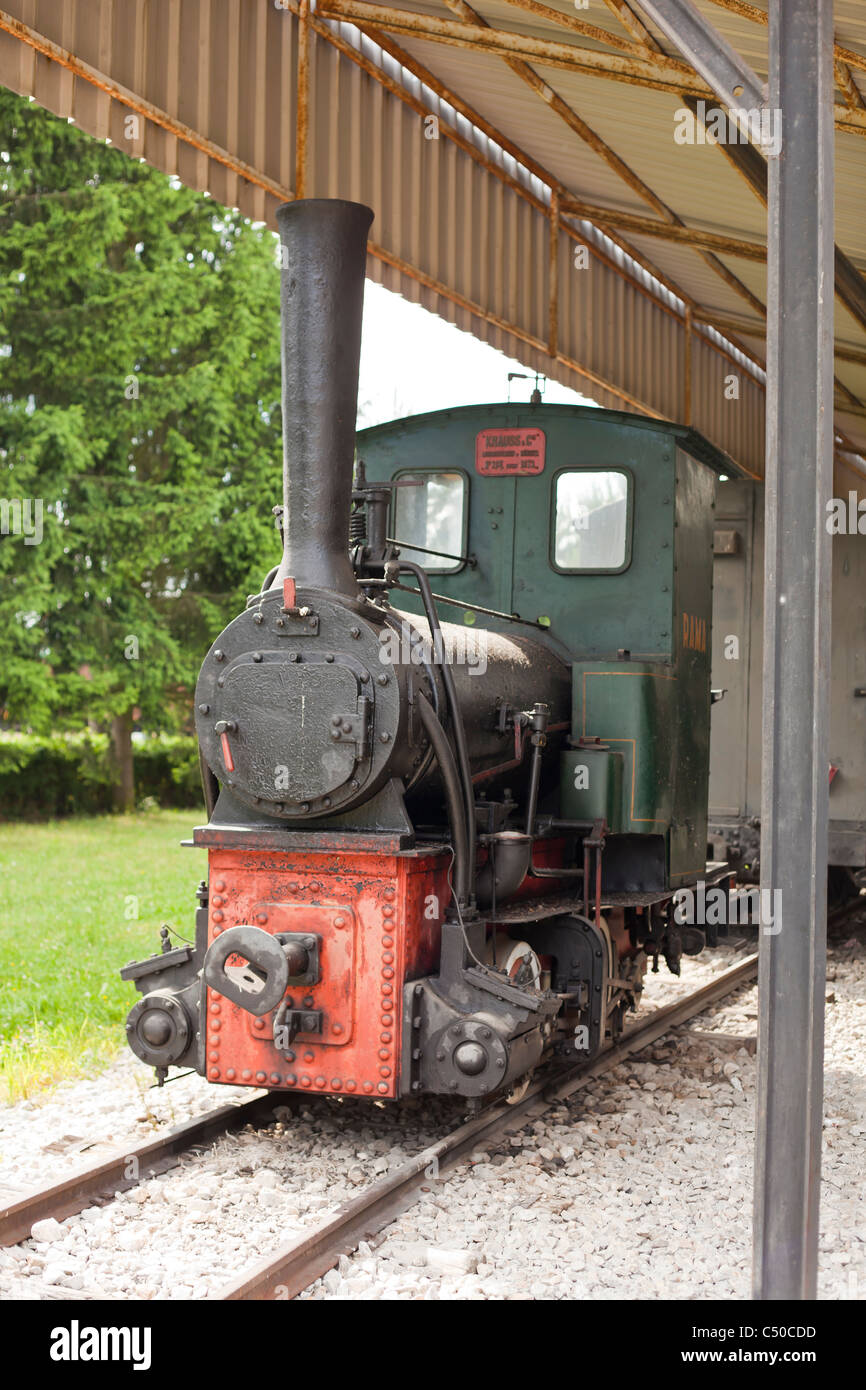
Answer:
[
  {"left": 289, "top": 882, "right": 299, "bottom": 893},
  {"left": 198, "top": 703, "right": 210, "bottom": 714},
  {"left": 208, "top": 1050, "right": 219, "bottom": 1063},
  {"left": 214, "top": 879, "right": 226, "bottom": 892},
  {"left": 332, "top": 1023, "right": 343, "bottom": 1036},
  {"left": 382, "top": 905, "right": 394, "bottom": 917},
  {"left": 315, "top": 1076, "right": 326, "bottom": 1088},
  {"left": 381, "top": 983, "right": 393, "bottom": 996},
  {"left": 380, "top": 1031, "right": 392, "bottom": 1044},
  {"left": 331, "top": 1078, "right": 342, "bottom": 1090},
  {"left": 209, "top": 1068, "right": 220, "bottom": 1079},
  {"left": 253, "top": 1018, "right": 266, "bottom": 1031},
  {"left": 256, "top": 912, "right": 267, "bottom": 924},
  {"left": 384, "top": 887, "right": 396, "bottom": 899},
  {"left": 212, "top": 895, "right": 225, "bottom": 907},
  {"left": 214, "top": 649, "right": 225, "bottom": 662},
  {"left": 256, "top": 1071, "right": 267, "bottom": 1083},
  {"left": 286, "top": 1073, "right": 297, "bottom": 1086},
  {"left": 210, "top": 1002, "right": 221, "bottom": 1014},
  {"left": 300, "top": 1076, "right": 311, "bottom": 1088},
  {"left": 211, "top": 1020, "right": 221, "bottom": 1031},
  {"left": 309, "top": 881, "right": 320, "bottom": 892},
  {"left": 381, "top": 1014, "right": 393, "bottom": 1028},
  {"left": 382, "top": 952, "right": 394, "bottom": 965},
  {"left": 242, "top": 1069, "right": 252, "bottom": 1081},
  {"left": 270, "top": 1073, "right": 281, "bottom": 1084},
  {"left": 213, "top": 926, "right": 222, "bottom": 936},
  {"left": 303, "top": 1051, "right": 314, "bottom": 1062},
  {"left": 382, "top": 935, "right": 393, "bottom": 948},
  {"left": 377, "top": 1083, "right": 389, "bottom": 1094},
  {"left": 377, "top": 674, "right": 388, "bottom": 686},
  {"left": 345, "top": 1079, "right": 357, "bottom": 1092},
  {"left": 333, "top": 914, "right": 346, "bottom": 928},
  {"left": 226, "top": 1068, "right": 236, "bottom": 1080},
  {"left": 253, "top": 612, "right": 264, "bottom": 625},
  {"left": 303, "top": 995, "right": 314, "bottom": 1008},
  {"left": 378, "top": 1049, "right": 390, "bottom": 1061},
  {"left": 212, "top": 910, "right": 224, "bottom": 923},
  {"left": 363, "top": 1082, "right": 374, "bottom": 1094}
]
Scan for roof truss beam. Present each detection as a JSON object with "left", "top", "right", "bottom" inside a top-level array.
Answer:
[
  {"left": 634, "top": 0, "right": 765, "bottom": 115},
  {"left": 315, "top": 1, "right": 866, "bottom": 135}
]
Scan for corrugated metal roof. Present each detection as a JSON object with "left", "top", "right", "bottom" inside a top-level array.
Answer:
[{"left": 0, "top": 0, "right": 863, "bottom": 479}]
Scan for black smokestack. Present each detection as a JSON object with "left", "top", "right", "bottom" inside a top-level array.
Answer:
[{"left": 273, "top": 199, "right": 374, "bottom": 595}]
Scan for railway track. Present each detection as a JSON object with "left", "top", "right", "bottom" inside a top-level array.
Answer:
[
  {"left": 0, "top": 953, "right": 758, "bottom": 1300},
  {"left": 0, "top": 1090, "right": 280, "bottom": 1247},
  {"left": 218, "top": 953, "right": 758, "bottom": 1299}
]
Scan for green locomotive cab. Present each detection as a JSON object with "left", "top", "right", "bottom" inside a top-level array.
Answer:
[{"left": 358, "top": 401, "right": 728, "bottom": 897}]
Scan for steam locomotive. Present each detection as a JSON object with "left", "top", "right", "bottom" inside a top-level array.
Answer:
[{"left": 121, "top": 198, "right": 731, "bottom": 1105}]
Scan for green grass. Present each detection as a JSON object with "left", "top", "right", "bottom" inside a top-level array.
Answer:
[{"left": 0, "top": 809, "right": 204, "bottom": 1102}]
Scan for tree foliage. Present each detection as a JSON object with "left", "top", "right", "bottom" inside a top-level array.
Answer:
[{"left": 0, "top": 91, "right": 283, "bottom": 779}]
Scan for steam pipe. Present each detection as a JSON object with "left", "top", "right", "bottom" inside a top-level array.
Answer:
[
  {"left": 399, "top": 561, "right": 477, "bottom": 901},
  {"left": 272, "top": 199, "right": 374, "bottom": 596},
  {"left": 417, "top": 691, "right": 469, "bottom": 906}
]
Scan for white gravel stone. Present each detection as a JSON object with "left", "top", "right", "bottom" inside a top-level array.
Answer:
[
  {"left": 29, "top": 1218, "right": 65, "bottom": 1243},
  {"left": 426, "top": 1248, "right": 478, "bottom": 1275}
]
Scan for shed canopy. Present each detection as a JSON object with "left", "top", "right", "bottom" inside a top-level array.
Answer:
[{"left": 1, "top": 0, "right": 864, "bottom": 485}]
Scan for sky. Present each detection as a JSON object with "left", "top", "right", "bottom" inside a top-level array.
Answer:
[{"left": 356, "top": 279, "right": 597, "bottom": 428}]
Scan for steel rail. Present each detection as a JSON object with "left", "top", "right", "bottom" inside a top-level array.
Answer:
[
  {"left": 217, "top": 952, "right": 758, "bottom": 1300},
  {"left": 0, "top": 1091, "right": 280, "bottom": 1247}
]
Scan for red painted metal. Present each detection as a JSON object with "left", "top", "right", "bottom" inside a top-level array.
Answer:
[
  {"left": 220, "top": 732, "right": 235, "bottom": 773},
  {"left": 282, "top": 576, "right": 297, "bottom": 610},
  {"left": 204, "top": 845, "right": 450, "bottom": 1099},
  {"left": 475, "top": 426, "right": 546, "bottom": 476}
]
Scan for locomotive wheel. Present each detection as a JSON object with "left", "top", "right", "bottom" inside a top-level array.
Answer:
[
  {"left": 504, "top": 1072, "right": 533, "bottom": 1105},
  {"left": 485, "top": 933, "right": 542, "bottom": 991}
]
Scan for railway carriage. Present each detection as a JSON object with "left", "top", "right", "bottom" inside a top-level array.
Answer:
[{"left": 708, "top": 480, "right": 866, "bottom": 899}]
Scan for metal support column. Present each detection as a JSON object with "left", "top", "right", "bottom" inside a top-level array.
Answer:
[{"left": 754, "top": 0, "right": 834, "bottom": 1301}]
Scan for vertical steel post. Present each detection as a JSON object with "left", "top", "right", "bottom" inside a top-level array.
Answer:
[{"left": 754, "top": 0, "right": 834, "bottom": 1301}]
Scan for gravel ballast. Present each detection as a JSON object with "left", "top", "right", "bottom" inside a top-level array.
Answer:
[{"left": 1, "top": 928, "right": 863, "bottom": 1301}]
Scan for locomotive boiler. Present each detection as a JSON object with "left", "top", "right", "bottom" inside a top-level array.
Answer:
[{"left": 122, "top": 198, "right": 728, "bottom": 1105}]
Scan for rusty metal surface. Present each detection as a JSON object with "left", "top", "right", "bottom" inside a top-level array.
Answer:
[{"left": 203, "top": 845, "right": 449, "bottom": 1098}]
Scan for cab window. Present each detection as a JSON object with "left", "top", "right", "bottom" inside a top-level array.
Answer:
[
  {"left": 393, "top": 471, "right": 467, "bottom": 573},
  {"left": 553, "top": 469, "right": 631, "bottom": 572}
]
